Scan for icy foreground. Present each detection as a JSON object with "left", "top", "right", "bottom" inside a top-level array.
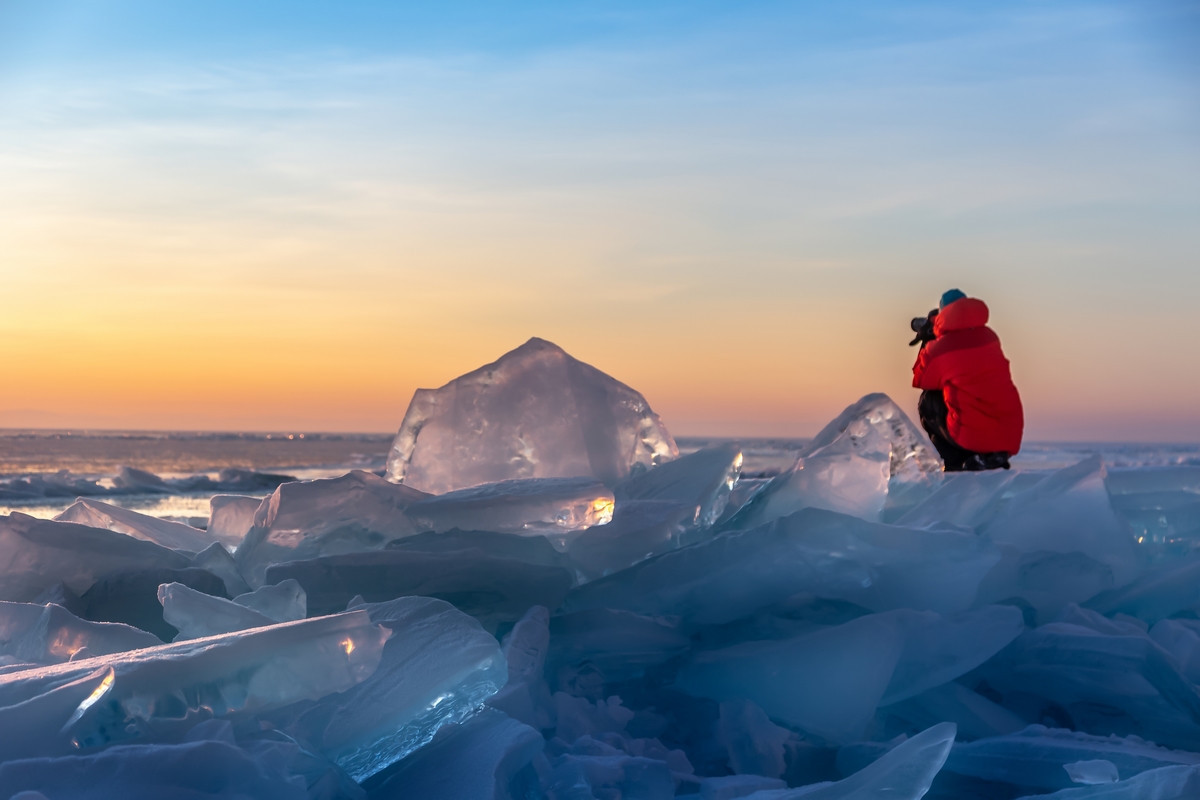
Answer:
[{"left": 7, "top": 352, "right": 1200, "bottom": 799}]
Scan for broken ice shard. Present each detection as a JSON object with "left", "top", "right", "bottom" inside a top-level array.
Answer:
[
  {"left": 404, "top": 477, "right": 615, "bottom": 549},
  {"left": 612, "top": 442, "right": 743, "bottom": 531},
  {"left": 158, "top": 582, "right": 277, "bottom": 640},
  {"left": 0, "top": 513, "right": 190, "bottom": 602},
  {"left": 265, "top": 596, "right": 507, "bottom": 782},
  {"left": 384, "top": 337, "right": 678, "bottom": 494},
  {"left": 266, "top": 549, "right": 573, "bottom": 629},
  {"left": 564, "top": 506, "right": 1000, "bottom": 625},
  {"left": 366, "top": 708, "right": 544, "bottom": 800},
  {"left": 982, "top": 456, "right": 1141, "bottom": 590},
  {"left": 564, "top": 500, "right": 695, "bottom": 584},
  {"left": 676, "top": 608, "right": 1018, "bottom": 744},
  {"left": 729, "top": 393, "right": 941, "bottom": 527},
  {"left": 233, "top": 578, "right": 306, "bottom": 622},
  {"left": 0, "top": 600, "right": 160, "bottom": 666},
  {"left": 0, "top": 610, "right": 387, "bottom": 753},
  {"left": 207, "top": 494, "right": 264, "bottom": 550},
  {"left": 55, "top": 499, "right": 215, "bottom": 553},
  {"left": 235, "top": 470, "right": 427, "bottom": 587}
]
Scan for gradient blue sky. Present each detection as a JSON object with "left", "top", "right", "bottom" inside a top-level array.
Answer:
[{"left": 1, "top": 1, "right": 1198, "bottom": 438}]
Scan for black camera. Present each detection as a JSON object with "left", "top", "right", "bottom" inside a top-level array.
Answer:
[{"left": 909, "top": 309, "right": 938, "bottom": 347}]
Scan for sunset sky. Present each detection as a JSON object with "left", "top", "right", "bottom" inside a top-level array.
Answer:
[{"left": 1, "top": 1, "right": 1198, "bottom": 439}]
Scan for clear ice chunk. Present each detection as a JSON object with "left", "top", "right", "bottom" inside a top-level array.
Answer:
[
  {"left": 753, "top": 721, "right": 956, "bottom": 799},
  {"left": 54, "top": 499, "right": 215, "bottom": 554},
  {"left": 565, "top": 500, "right": 695, "bottom": 584},
  {"left": 981, "top": 456, "right": 1142, "bottom": 590},
  {"left": 0, "top": 601, "right": 160, "bottom": 666},
  {"left": 404, "top": 477, "right": 615, "bottom": 549},
  {"left": 207, "top": 494, "right": 265, "bottom": 550},
  {"left": 365, "top": 708, "right": 544, "bottom": 800},
  {"left": 265, "top": 549, "right": 573, "bottom": 630},
  {"left": 947, "top": 725, "right": 1200, "bottom": 792},
  {"left": 384, "top": 337, "right": 678, "bottom": 494},
  {"left": 564, "top": 507, "right": 1000, "bottom": 626},
  {"left": 1013, "top": 764, "right": 1200, "bottom": 799},
  {"left": 265, "top": 596, "right": 507, "bottom": 782},
  {"left": 487, "top": 605, "right": 552, "bottom": 728},
  {"left": 613, "top": 442, "right": 743, "bottom": 530},
  {"left": 728, "top": 394, "right": 941, "bottom": 527},
  {"left": 0, "top": 513, "right": 190, "bottom": 602},
  {"left": 677, "top": 608, "right": 1018, "bottom": 744},
  {"left": 233, "top": 579, "right": 306, "bottom": 623},
  {"left": 1085, "top": 553, "right": 1200, "bottom": 624},
  {"left": 715, "top": 698, "right": 792, "bottom": 779},
  {"left": 546, "top": 608, "right": 690, "bottom": 686},
  {"left": 1065, "top": 759, "right": 1120, "bottom": 784},
  {"left": 235, "top": 470, "right": 427, "bottom": 587},
  {"left": 676, "top": 611, "right": 908, "bottom": 743},
  {"left": 0, "top": 610, "right": 388, "bottom": 751},
  {"left": 0, "top": 739, "right": 311, "bottom": 800},
  {"left": 157, "top": 582, "right": 276, "bottom": 640}
]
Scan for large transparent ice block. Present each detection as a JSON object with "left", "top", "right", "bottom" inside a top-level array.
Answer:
[{"left": 384, "top": 338, "right": 678, "bottom": 494}]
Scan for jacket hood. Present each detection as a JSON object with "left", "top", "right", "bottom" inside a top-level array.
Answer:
[{"left": 935, "top": 297, "right": 989, "bottom": 335}]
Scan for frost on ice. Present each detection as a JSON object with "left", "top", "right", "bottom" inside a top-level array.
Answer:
[
  {"left": 385, "top": 337, "right": 678, "bottom": 493},
  {"left": 11, "top": 344, "right": 1200, "bottom": 798}
]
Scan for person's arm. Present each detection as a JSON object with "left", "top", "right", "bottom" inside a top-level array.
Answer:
[{"left": 912, "top": 344, "right": 944, "bottom": 390}]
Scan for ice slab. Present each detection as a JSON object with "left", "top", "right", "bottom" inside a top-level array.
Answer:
[
  {"left": 677, "top": 608, "right": 1019, "bottom": 744},
  {"left": 1014, "top": 763, "right": 1200, "bottom": 799},
  {"left": 189, "top": 542, "right": 252, "bottom": 597},
  {"left": 236, "top": 470, "right": 427, "bottom": 588},
  {"left": 234, "top": 578, "right": 306, "bottom": 623},
  {"left": 701, "top": 774, "right": 787, "bottom": 799},
  {"left": 564, "top": 500, "right": 695, "bottom": 584},
  {"left": 266, "top": 550, "right": 573, "bottom": 630},
  {"left": 208, "top": 494, "right": 265, "bottom": 549},
  {"left": 895, "top": 469, "right": 1017, "bottom": 530},
  {"left": 0, "top": 600, "right": 160, "bottom": 666},
  {"left": 0, "top": 610, "right": 387, "bottom": 752},
  {"left": 75, "top": 566, "right": 229, "bottom": 641},
  {"left": 886, "top": 681, "right": 1027, "bottom": 742},
  {"left": 613, "top": 442, "right": 743, "bottom": 530},
  {"left": 716, "top": 698, "right": 792, "bottom": 779},
  {"left": 265, "top": 596, "right": 506, "bottom": 782},
  {"left": 1065, "top": 759, "right": 1120, "bottom": 784},
  {"left": 0, "top": 739, "right": 311, "bottom": 800},
  {"left": 677, "top": 612, "right": 904, "bottom": 743},
  {"left": 946, "top": 725, "right": 1200, "bottom": 792},
  {"left": 54, "top": 499, "right": 214, "bottom": 554},
  {"left": 746, "top": 721, "right": 956, "bottom": 800},
  {"left": 981, "top": 456, "right": 1141, "bottom": 590},
  {"left": 546, "top": 608, "right": 690, "bottom": 687},
  {"left": 0, "top": 513, "right": 190, "bottom": 602},
  {"left": 728, "top": 394, "right": 941, "bottom": 527},
  {"left": 564, "top": 507, "right": 1000, "bottom": 626},
  {"left": 404, "top": 476, "right": 614, "bottom": 548},
  {"left": 487, "top": 605, "right": 552, "bottom": 728},
  {"left": 158, "top": 582, "right": 276, "bottom": 640},
  {"left": 366, "top": 708, "right": 543, "bottom": 800},
  {"left": 1085, "top": 553, "right": 1200, "bottom": 624},
  {"left": 384, "top": 337, "right": 678, "bottom": 494},
  {"left": 975, "top": 622, "right": 1200, "bottom": 750}
]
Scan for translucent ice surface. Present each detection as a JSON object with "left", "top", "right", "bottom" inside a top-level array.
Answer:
[
  {"left": 207, "top": 494, "right": 264, "bottom": 549},
  {"left": 0, "top": 610, "right": 387, "bottom": 753},
  {"left": 0, "top": 513, "right": 189, "bottom": 602},
  {"left": 384, "top": 338, "right": 678, "bottom": 493},
  {"left": 236, "top": 470, "right": 427, "bottom": 587},
  {"left": 55, "top": 499, "right": 215, "bottom": 554},
  {"left": 404, "top": 477, "right": 615, "bottom": 549},
  {"left": 729, "top": 394, "right": 941, "bottom": 527},
  {"left": 266, "top": 596, "right": 507, "bottom": 782},
  {"left": 0, "top": 600, "right": 160, "bottom": 666}
]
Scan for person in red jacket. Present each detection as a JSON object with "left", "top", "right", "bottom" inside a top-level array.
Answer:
[{"left": 911, "top": 289, "right": 1024, "bottom": 471}]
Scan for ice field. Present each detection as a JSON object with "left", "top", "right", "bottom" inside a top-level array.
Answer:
[{"left": 2, "top": 338, "right": 1200, "bottom": 799}]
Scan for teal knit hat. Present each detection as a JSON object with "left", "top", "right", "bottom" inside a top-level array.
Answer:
[{"left": 939, "top": 288, "right": 967, "bottom": 309}]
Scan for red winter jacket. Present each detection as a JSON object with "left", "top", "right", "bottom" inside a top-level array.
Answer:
[{"left": 912, "top": 298, "right": 1024, "bottom": 455}]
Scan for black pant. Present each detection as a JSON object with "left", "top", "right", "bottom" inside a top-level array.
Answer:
[{"left": 918, "top": 390, "right": 1011, "bottom": 472}]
